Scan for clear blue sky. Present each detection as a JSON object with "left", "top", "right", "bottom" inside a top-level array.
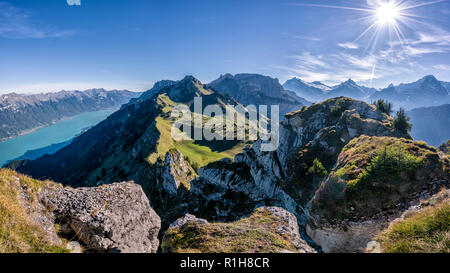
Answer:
[{"left": 0, "top": 0, "right": 449, "bottom": 94}]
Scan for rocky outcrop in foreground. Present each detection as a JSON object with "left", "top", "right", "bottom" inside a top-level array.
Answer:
[
  {"left": 162, "top": 207, "right": 316, "bottom": 253},
  {"left": 41, "top": 182, "right": 161, "bottom": 253},
  {"left": 0, "top": 169, "right": 161, "bottom": 253},
  {"left": 307, "top": 136, "right": 450, "bottom": 252}
]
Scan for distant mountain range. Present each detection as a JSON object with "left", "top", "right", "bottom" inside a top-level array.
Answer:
[
  {"left": 283, "top": 75, "right": 450, "bottom": 110},
  {"left": 283, "top": 78, "right": 376, "bottom": 102},
  {"left": 407, "top": 104, "right": 450, "bottom": 147},
  {"left": 371, "top": 75, "right": 450, "bottom": 109},
  {"left": 0, "top": 89, "right": 141, "bottom": 142}
]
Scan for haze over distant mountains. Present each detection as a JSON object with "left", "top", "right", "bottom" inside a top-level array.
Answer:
[
  {"left": 283, "top": 75, "right": 450, "bottom": 110},
  {"left": 371, "top": 75, "right": 450, "bottom": 110},
  {"left": 283, "top": 78, "right": 375, "bottom": 102},
  {"left": 407, "top": 104, "right": 450, "bottom": 147},
  {"left": 0, "top": 89, "right": 141, "bottom": 142}
]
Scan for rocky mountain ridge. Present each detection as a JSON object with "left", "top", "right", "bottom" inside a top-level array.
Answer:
[
  {"left": 209, "top": 73, "right": 310, "bottom": 116},
  {"left": 11, "top": 76, "right": 255, "bottom": 231}
]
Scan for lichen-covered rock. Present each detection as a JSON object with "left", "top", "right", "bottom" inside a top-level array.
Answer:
[
  {"left": 41, "top": 181, "right": 161, "bottom": 253},
  {"left": 169, "top": 214, "right": 209, "bottom": 228},
  {"left": 307, "top": 136, "right": 450, "bottom": 252},
  {"left": 162, "top": 207, "right": 316, "bottom": 253}
]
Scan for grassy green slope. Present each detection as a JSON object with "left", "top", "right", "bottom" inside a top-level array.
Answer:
[{"left": 148, "top": 94, "right": 247, "bottom": 169}]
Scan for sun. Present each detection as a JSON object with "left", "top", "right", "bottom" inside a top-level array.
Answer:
[
  {"left": 375, "top": 2, "right": 401, "bottom": 25},
  {"left": 288, "top": 0, "right": 447, "bottom": 47}
]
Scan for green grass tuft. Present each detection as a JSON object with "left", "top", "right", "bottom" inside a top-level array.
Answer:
[{"left": 376, "top": 197, "right": 450, "bottom": 253}]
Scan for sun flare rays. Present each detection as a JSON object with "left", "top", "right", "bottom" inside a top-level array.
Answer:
[{"left": 285, "top": 0, "right": 447, "bottom": 48}]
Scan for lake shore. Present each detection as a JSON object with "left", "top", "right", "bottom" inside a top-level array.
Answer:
[
  {"left": 0, "top": 108, "right": 119, "bottom": 143},
  {"left": 0, "top": 109, "right": 118, "bottom": 166}
]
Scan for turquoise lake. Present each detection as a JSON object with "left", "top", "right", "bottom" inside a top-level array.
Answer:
[{"left": 0, "top": 109, "right": 117, "bottom": 166}]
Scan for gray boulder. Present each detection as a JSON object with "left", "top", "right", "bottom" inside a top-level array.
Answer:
[{"left": 41, "top": 181, "right": 161, "bottom": 253}]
